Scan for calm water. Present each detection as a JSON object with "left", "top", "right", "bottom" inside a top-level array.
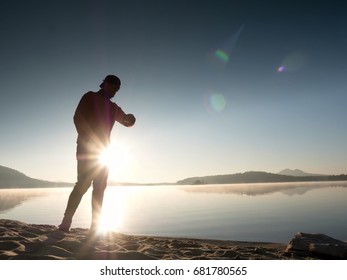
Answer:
[{"left": 1, "top": 181, "right": 347, "bottom": 243}]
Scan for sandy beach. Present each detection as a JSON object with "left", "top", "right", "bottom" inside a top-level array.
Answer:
[{"left": 2, "top": 219, "right": 342, "bottom": 260}]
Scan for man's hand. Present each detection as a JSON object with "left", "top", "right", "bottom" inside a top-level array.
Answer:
[{"left": 123, "top": 114, "right": 136, "bottom": 127}]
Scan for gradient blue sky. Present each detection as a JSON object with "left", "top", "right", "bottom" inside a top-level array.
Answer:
[{"left": 1, "top": 0, "right": 346, "bottom": 183}]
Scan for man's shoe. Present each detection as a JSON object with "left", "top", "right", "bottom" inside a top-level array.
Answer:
[
  {"left": 89, "top": 225, "right": 98, "bottom": 233},
  {"left": 58, "top": 220, "right": 71, "bottom": 233}
]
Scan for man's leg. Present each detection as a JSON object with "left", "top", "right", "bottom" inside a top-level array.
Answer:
[
  {"left": 59, "top": 159, "right": 94, "bottom": 232},
  {"left": 90, "top": 165, "right": 109, "bottom": 231}
]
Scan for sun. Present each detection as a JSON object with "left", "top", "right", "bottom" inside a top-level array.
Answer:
[{"left": 98, "top": 142, "right": 128, "bottom": 172}]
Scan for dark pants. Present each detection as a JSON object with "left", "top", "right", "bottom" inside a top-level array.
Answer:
[{"left": 62, "top": 156, "right": 109, "bottom": 229}]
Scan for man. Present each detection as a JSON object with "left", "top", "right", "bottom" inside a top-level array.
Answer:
[{"left": 59, "top": 75, "right": 136, "bottom": 232}]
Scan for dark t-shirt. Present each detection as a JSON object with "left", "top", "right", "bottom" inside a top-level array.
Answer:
[{"left": 74, "top": 91, "right": 125, "bottom": 156}]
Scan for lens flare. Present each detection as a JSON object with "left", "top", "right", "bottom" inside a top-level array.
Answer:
[
  {"left": 277, "top": 66, "right": 286, "bottom": 73},
  {"left": 278, "top": 51, "right": 308, "bottom": 73},
  {"left": 210, "top": 93, "right": 226, "bottom": 112},
  {"left": 214, "top": 49, "right": 230, "bottom": 63},
  {"left": 209, "top": 25, "right": 244, "bottom": 67}
]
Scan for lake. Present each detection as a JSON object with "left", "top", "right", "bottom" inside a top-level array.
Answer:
[{"left": 1, "top": 181, "right": 347, "bottom": 243}]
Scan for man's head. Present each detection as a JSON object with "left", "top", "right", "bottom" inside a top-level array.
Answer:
[{"left": 100, "top": 75, "right": 121, "bottom": 98}]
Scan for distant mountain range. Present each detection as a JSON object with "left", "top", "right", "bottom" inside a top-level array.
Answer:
[
  {"left": 177, "top": 169, "right": 347, "bottom": 185},
  {"left": 0, "top": 165, "right": 73, "bottom": 189},
  {"left": 1, "top": 165, "right": 346, "bottom": 188},
  {"left": 277, "top": 168, "right": 325, "bottom": 177}
]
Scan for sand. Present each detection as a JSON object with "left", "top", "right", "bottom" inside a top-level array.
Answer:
[{"left": 0, "top": 219, "right": 321, "bottom": 260}]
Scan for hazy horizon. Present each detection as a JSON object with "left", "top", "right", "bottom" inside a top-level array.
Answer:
[{"left": 1, "top": 1, "right": 346, "bottom": 183}]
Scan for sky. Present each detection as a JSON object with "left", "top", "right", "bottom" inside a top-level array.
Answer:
[{"left": 1, "top": 0, "right": 347, "bottom": 183}]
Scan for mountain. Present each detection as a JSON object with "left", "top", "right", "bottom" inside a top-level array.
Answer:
[
  {"left": 177, "top": 171, "right": 347, "bottom": 185},
  {"left": 278, "top": 169, "right": 325, "bottom": 177},
  {"left": 2, "top": 165, "right": 346, "bottom": 188},
  {"left": 0, "top": 165, "right": 72, "bottom": 189}
]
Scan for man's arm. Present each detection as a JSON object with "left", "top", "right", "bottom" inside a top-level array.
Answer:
[
  {"left": 121, "top": 114, "right": 136, "bottom": 127},
  {"left": 112, "top": 102, "right": 136, "bottom": 127}
]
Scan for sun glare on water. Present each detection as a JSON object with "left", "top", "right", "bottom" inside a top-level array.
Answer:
[
  {"left": 96, "top": 142, "right": 130, "bottom": 233},
  {"left": 96, "top": 187, "right": 138, "bottom": 233},
  {"left": 98, "top": 200, "right": 124, "bottom": 233}
]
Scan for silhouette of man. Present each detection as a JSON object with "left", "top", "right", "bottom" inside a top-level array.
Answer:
[{"left": 59, "top": 75, "right": 136, "bottom": 232}]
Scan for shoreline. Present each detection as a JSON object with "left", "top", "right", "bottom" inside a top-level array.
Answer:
[{"left": 1, "top": 219, "right": 342, "bottom": 260}]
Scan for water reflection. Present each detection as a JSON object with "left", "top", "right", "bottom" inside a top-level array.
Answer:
[
  {"left": 2, "top": 182, "right": 347, "bottom": 214},
  {"left": 0, "top": 189, "right": 48, "bottom": 213},
  {"left": 181, "top": 181, "right": 347, "bottom": 196},
  {"left": 1, "top": 182, "right": 347, "bottom": 242}
]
